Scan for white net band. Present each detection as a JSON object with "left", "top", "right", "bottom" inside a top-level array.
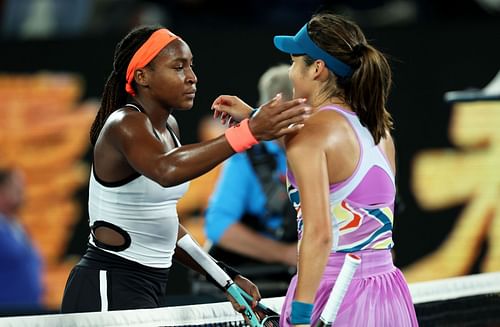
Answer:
[{"left": 0, "top": 272, "right": 499, "bottom": 327}]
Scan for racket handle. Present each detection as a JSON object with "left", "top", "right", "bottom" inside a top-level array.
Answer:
[
  {"left": 315, "top": 254, "right": 361, "bottom": 326},
  {"left": 226, "top": 283, "right": 261, "bottom": 327}
]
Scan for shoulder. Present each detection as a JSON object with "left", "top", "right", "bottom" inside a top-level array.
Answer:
[
  {"left": 106, "top": 107, "right": 151, "bottom": 132},
  {"left": 103, "top": 107, "right": 153, "bottom": 141},
  {"left": 285, "top": 109, "right": 349, "bottom": 150}
]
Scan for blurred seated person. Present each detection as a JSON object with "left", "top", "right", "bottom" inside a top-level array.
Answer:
[
  {"left": 0, "top": 167, "right": 43, "bottom": 312},
  {"left": 204, "top": 64, "right": 297, "bottom": 295},
  {"left": 176, "top": 116, "right": 226, "bottom": 245}
]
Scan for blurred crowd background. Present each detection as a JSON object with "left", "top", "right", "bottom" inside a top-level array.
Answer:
[
  {"left": 0, "top": 0, "right": 499, "bottom": 314},
  {"left": 2, "top": 0, "right": 500, "bottom": 39}
]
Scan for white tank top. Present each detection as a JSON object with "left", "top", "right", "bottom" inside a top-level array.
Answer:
[{"left": 88, "top": 105, "right": 189, "bottom": 268}]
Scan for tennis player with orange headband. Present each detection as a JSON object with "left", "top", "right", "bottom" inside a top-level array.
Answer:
[{"left": 60, "top": 25, "right": 310, "bottom": 314}]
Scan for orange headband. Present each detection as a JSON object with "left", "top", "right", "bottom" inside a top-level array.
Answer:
[{"left": 125, "top": 28, "right": 179, "bottom": 96}]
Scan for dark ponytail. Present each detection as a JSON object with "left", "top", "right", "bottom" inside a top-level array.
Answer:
[
  {"left": 89, "top": 25, "right": 162, "bottom": 145},
  {"left": 307, "top": 13, "right": 393, "bottom": 144},
  {"left": 346, "top": 44, "right": 392, "bottom": 144}
]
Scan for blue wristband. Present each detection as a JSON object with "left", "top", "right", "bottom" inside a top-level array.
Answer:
[
  {"left": 290, "top": 300, "right": 313, "bottom": 325},
  {"left": 249, "top": 107, "right": 260, "bottom": 118}
]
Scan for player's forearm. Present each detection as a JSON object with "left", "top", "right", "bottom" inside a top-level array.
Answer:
[
  {"left": 294, "top": 228, "right": 332, "bottom": 303},
  {"left": 156, "top": 136, "right": 234, "bottom": 187},
  {"left": 218, "top": 223, "right": 289, "bottom": 263}
]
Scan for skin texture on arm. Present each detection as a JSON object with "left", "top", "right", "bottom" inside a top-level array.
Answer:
[
  {"left": 94, "top": 39, "right": 310, "bottom": 188},
  {"left": 218, "top": 223, "right": 297, "bottom": 266},
  {"left": 95, "top": 97, "right": 311, "bottom": 188},
  {"left": 285, "top": 115, "right": 333, "bottom": 305},
  {"left": 95, "top": 107, "right": 228, "bottom": 187}
]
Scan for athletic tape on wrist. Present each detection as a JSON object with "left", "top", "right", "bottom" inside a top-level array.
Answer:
[
  {"left": 224, "top": 118, "right": 258, "bottom": 153},
  {"left": 290, "top": 300, "right": 313, "bottom": 325},
  {"left": 177, "top": 234, "right": 231, "bottom": 288}
]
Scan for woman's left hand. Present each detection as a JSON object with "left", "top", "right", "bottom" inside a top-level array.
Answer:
[
  {"left": 211, "top": 95, "right": 254, "bottom": 126},
  {"left": 226, "top": 275, "right": 261, "bottom": 313}
]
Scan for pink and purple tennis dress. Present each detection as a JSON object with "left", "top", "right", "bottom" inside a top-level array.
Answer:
[{"left": 281, "top": 106, "right": 418, "bottom": 327}]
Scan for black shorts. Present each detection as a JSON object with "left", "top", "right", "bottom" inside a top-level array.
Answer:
[{"left": 61, "top": 245, "right": 170, "bottom": 313}]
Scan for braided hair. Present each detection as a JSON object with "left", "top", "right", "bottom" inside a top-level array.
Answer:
[{"left": 89, "top": 25, "right": 163, "bottom": 145}]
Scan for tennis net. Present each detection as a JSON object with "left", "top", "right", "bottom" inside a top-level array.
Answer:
[{"left": 0, "top": 272, "right": 498, "bottom": 327}]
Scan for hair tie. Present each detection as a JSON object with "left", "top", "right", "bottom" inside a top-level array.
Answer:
[{"left": 352, "top": 43, "right": 367, "bottom": 59}]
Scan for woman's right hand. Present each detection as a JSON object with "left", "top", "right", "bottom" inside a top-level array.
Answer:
[{"left": 249, "top": 94, "right": 310, "bottom": 140}]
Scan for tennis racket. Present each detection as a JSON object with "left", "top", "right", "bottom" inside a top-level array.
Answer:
[
  {"left": 236, "top": 284, "right": 281, "bottom": 326},
  {"left": 177, "top": 234, "right": 275, "bottom": 327},
  {"left": 314, "top": 253, "right": 361, "bottom": 327}
]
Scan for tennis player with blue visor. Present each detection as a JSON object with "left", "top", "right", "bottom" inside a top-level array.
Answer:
[
  {"left": 273, "top": 23, "right": 353, "bottom": 79},
  {"left": 270, "top": 13, "right": 418, "bottom": 327}
]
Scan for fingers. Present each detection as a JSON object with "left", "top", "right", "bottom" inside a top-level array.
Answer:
[
  {"left": 278, "top": 103, "right": 311, "bottom": 121},
  {"left": 269, "top": 104, "right": 310, "bottom": 132},
  {"left": 213, "top": 109, "right": 230, "bottom": 125},
  {"left": 211, "top": 95, "right": 234, "bottom": 110},
  {"left": 210, "top": 96, "right": 229, "bottom": 121},
  {"left": 262, "top": 96, "right": 307, "bottom": 114},
  {"left": 212, "top": 105, "right": 230, "bottom": 123},
  {"left": 213, "top": 109, "right": 220, "bottom": 119},
  {"left": 277, "top": 97, "right": 309, "bottom": 113},
  {"left": 251, "top": 288, "right": 261, "bottom": 307},
  {"left": 227, "top": 295, "right": 244, "bottom": 312},
  {"left": 210, "top": 96, "right": 224, "bottom": 109},
  {"left": 275, "top": 124, "right": 305, "bottom": 137},
  {"left": 263, "top": 92, "right": 282, "bottom": 107}
]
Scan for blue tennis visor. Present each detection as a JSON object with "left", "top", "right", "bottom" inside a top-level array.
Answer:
[{"left": 273, "top": 24, "right": 353, "bottom": 78}]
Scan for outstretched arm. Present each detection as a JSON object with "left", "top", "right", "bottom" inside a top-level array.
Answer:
[{"left": 107, "top": 97, "right": 309, "bottom": 187}]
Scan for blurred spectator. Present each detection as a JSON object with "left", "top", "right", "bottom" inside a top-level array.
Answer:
[
  {"left": 1, "top": 0, "right": 170, "bottom": 39},
  {"left": 0, "top": 168, "right": 43, "bottom": 312},
  {"left": 333, "top": 0, "right": 419, "bottom": 27},
  {"left": 204, "top": 64, "right": 297, "bottom": 296},
  {"left": 86, "top": 0, "right": 171, "bottom": 36},
  {"left": 2, "top": 0, "right": 91, "bottom": 39},
  {"left": 475, "top": 0, "right": 500, "bottom": 13},
  {"left": 3, "top": 0, "right": 499, "bottom": 39}
]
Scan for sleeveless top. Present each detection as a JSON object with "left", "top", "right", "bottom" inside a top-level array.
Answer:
[
  {"left": 88, "top": 104, "right": 189, "bottom": 268},
  {"left": 287, "top": 106, "right": 395, "bottom": 252}
]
